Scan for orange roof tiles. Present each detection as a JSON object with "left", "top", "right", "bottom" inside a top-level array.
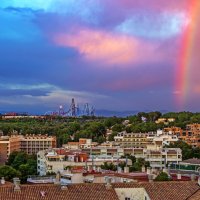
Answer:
[
  {"left": 188, "top": 189, "right": 200, "bottom": 200},
  {"left": 0, "top": 184, "right": 118, "bottom": 200},
  {"left": 0, "top": 181, "right": 199, "bottom": 200},
  {"left": 113, "top": 181, "right": 200, "bottom": 200}
]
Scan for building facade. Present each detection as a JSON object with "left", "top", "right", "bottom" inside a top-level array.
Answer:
[
  {"left": 0, "top": 135, "right": 21, "bottom": 164},
  {"left": 37, "top": 149, "right": 132, "bottom": 176},
  {"left": 20, "top": 134, "right": 56, "bottom": 154},
  {"left": 164, "top": 124, "right": 200, "bottom": 147},
  {"left": 63, "top": 138, "right": 98, "bottom": 150},
  {"left": 0, "top": 134, "right": 56, "bottom": 164},
  {"left": 114, "top": 131, "right": 178, "bottom": 149},
  {"left": 114, "top": 131, "right": 155, "bottom": 148},
  {"left": 82, "top": 147, "right": 182, "bottom": 169}
]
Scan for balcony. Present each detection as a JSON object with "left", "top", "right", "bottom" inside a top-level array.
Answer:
[
  {"left": 166, "top": 158, "right": 181, "bottom": 162},
  {"left": 146, "top": 158, "right": 165, "bottom": 162},
  {"left": 150, "top": 163, "right": 165, "bottom": 168}
]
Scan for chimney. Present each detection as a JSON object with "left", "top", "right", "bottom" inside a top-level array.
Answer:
[
  {"left": 148, "top": 174, "right": 153, "bottom": 183},
  {"left": 13, "top": 178, "right": 21, "bottom": 192},
  {"left": 124, "top": 167, "right": 129, "bottom": 173},
  {"left": 54, "top": 171, "right": 61, "bottom": 184},
  {"left": 1, "top": 177, "right": 5, "bottom": 185},
  {"left": 147, "top": 167, "right": 152, "bottom": 175},
  {"left": 177, "top": 172, "right": 181, "bottom": 180},
  {"left": 105, "top": 177, "right": 112, "bottom": 190},
  {"left": 191, "top": 174, "right": 195, "bottom": 181},
  {"left": 142, "top": 166, "right": 146, "bottom": 173}
]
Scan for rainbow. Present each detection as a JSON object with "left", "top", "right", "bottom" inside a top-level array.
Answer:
[{"left": 176, "top": 0, "right": 200, "bottom": 109}]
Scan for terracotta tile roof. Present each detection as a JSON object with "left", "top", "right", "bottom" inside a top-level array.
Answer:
[
  {"left": 187, "top": 189, "right": 200, "bottom": 200},
  {"left": 0, "top": 181, "right": 199, "bottom": 200},
  {"left": 0, "top": 184, "right": 118, "bottom": 200},
  {"left": 0, "top": 181, "right": 13, "bottom": 187},
  {"left": 113, "top": 181, "right": 200, "bottom": 200}
]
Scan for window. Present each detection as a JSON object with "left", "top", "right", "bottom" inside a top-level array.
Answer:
[
  {"left": 125, "top": 198, "right": 130, "bottom": 200},
  {"left": 188, "top": 132, "right": 192, "bottom": 136}
]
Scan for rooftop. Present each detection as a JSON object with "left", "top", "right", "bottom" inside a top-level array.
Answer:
[
  {"left": 0, "top": 181, "right": 199, "bottom": 200},
  {"left": 181, "top": 158, "right": 200, "bottom": 165}
]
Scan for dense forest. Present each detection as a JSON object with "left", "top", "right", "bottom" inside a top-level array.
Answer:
[{"left": 0, "top": 112, "right": 200, "bottom": 147}]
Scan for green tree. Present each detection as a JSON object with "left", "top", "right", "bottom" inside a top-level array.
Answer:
[
  {"left": 18, "top": 164, "right": 30, "bottom": 183},
  {"left": 6, "top": 151, "right": 19, "bottom": 165},
  {"left": 101, "top": 162, "right": 117, "bottom": 171},
  {"left": 108, "top": 131, "right": 118, "bottom": 141},
  {"left": 11, "top": 152, "right": 27, "bottom": 169},
  {"left": 0, "top": 165, "right": 21, "bottom": 181},
  {"left": 155, "top": 172, "right": 170, "bottom": 181},
  {"left": 112, "top": 124, "right": 124, "bottom": 132},
  {"left": 131, "top": 158, "right": 149, "bottom": 172},
  {"left": 121, "top": 155, "right": 136, "bottom": 164},
  {"left": 6, "top": 151, "right": 37, "bottom": 183},
  {"left": 68, "top": 122, "right": 80, "bottom": 134}
]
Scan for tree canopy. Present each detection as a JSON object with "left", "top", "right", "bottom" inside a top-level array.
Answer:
[
  {"left": 6, "top": 151, "right": 37, "bottom": 183},
  {"left": 155, "top": 172, "right": 170, "bottom": 181}
]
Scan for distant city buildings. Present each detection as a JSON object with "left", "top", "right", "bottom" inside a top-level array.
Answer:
[{"left": 1, "top": 115, "right": 46, "bottom": 120}]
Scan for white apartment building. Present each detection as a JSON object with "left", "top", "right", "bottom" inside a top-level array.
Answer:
[
  {"left": 82, "top": 146, "right": 182, "bottom": 169},
  {"left": 37, "top": 149, "right": 132, "bottom": 176},
  {"left": 114, "top": 130, "right": 178, "bottom": 149}
]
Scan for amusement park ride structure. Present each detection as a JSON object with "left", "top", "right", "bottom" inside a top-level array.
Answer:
[{"left": 45, "top": 98, "right": 95, "bottom": 117}]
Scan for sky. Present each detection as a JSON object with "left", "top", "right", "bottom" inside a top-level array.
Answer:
[{"left": 0, "top": 0, "right": 199, "bottom": 114}]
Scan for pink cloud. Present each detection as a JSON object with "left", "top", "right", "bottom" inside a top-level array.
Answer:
[
  {"left": 99, "top": 73, "right": 166, "bottom": 92},
  {"left": 105, "top": 0, "right": 190, "bottom": 12},
  {"left": 54, "top": 28, "right": 137, "bottom": 65},
  {"left": 53, "top": 27, "right": 166, "bottom": 67}
]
